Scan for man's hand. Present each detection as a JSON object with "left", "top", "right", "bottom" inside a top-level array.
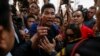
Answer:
[
  {"left": 37, "top": 26, "right": 49, "bottom": 37},
  {"left": 38, "top": 37, "right": 56, "bottom": 53},
  {"left": 55, "top": 34, "right": 64, "bottom": 41},
  {"left": 30, "top": 26, "right": 49, "bottom": 49}
]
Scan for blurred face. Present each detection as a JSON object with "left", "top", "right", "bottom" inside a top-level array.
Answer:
[
  {"left": 66, "top": 29, "right": 74, "bottom": 35},
  {"left": 73, "top": 11, "right": 84, "bottom": 25},
  {"left": 94, "top": 0, "right": 100, "bottom": 7},
  {"left": 41, "top": 8, "right": 55, "bottom": 26},
  {"left": 54, "top": 18, "right": 60, "bottom": 27},
  {"left": 63, "top": 18, "right": 67, "bottom": 27},
  {"left": 27, "top": 17, "right": 35, "bottom": 28},
  {"left": 88, "top": 9, "right": 96, "bottom": 19},
  {"left": 29, "top": 3, "right": 39, "bottom": 15},
  {"left": 0, "top": 25, "right": 14, "bottom": 55}
]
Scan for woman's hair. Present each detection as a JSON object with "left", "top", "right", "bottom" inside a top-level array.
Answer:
[
  {"left": 0, "top": 0, "right": 11, "bottom": 31},
  {"left": 65, "top": 24, "right": 81, "bottom": 38},
  {"left": 41, "top": 3, "right": 55, "bottom": 14},
  {"left": 73, "top": 10, "right": 84, "bottom": 17}
]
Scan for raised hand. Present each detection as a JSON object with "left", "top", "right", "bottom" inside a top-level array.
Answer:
[{"left": 38, "top": 36, "right": 56, "bottom": 53}]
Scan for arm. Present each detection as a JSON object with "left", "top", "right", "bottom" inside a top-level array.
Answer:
[
  {"left": 13, "top": 33, "right": 38, "bottom": 56},
  {"left": 13, "top": 26, "right": 49, "bottom": 56}
]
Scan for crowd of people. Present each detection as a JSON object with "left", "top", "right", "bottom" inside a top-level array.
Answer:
[{"left": 0, "top": 0, "right": 100, "bottom": 56}]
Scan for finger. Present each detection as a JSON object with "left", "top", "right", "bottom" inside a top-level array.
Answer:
[
  {"left": 39, "top": 39, "right": 48, "bottom": 50},
  {"left": 43, "top": 36, "right": 50, "bottom": 45},
  {"left": 38, "top": 30, "right": 48, "bottom": 36},
  {"left": 52, "top": 38, "right": 56, "bottom": 46},
  {"left": 43, "top": 38, "right": 48, "bottom": 45},
  {"left": 41, "top": 30, "right": 48, "bottom": 33},
  {"left": 40, "top": 39, "right": 46, "bottom": 47},
  {"left": 37, "top": 26, "right": 49, "bottom": 30},
  {"left": 40, "top": 33, "right": 48, "bottom": 36},
  {"left": 38, "top": 44, "right": 44, "bottom": 49},
  {"left": 44, "top": 36, "right": 50, "bottom": 43}
]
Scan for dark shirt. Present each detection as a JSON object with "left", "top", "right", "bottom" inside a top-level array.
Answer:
[
  {"left": 29, "top": 23, "right": 59, "bottom": 42},
  {"left": 13, "top": 23, "right": 59, "bottom": 56},
  {"left": 29, "top": 23, "right": 59, "bottom": 56},
  {"left": 84, "top": 18, "right": 96, "bottom": 29}
]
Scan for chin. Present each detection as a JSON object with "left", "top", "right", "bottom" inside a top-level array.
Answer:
[
  {"left": 46, "top": 22, "right": 52, "bottom": 26},
  {"left": 0, "top": 48, "right": 8, "bottom": 56}
]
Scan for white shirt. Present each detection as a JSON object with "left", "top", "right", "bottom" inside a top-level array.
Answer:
[{"left": 6, "top": 52, "right": 12, "bottom": 56}]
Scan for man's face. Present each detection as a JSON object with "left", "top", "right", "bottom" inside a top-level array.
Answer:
[
  {"left": 27, "top": 17, "right": 35, "bottom": 28},
  {"left": 73, "top": 11, "right": 84, "bottom": 25},
  {"left": 29, "top": 3, "right": 39, "bottom": 15},
  {"left": 0, "top": 25, "right": 14, "bottom": 55},
  {"left": 41, "top": 8, "right": 55, "bottom": 26},
  {"left": 88, "top": 9, "right": 96, "bottom": 19}
]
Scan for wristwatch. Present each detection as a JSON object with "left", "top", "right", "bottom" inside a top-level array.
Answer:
[{"left": 49, "top": 50, "right": 57, "bottom": 56}]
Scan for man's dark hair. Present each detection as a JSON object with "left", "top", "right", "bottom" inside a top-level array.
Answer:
[
  {"left": 27, "top": 15, "right": 36, "bottom": 20},
  {"left": 0, "top": 0, "right": 11, "bottom": 31},
  {"left": 41, "top": 3, "right": 55, "bottom": 14},
  {"left": 89, "top": 6, "right": 96, "bottom": 10}
]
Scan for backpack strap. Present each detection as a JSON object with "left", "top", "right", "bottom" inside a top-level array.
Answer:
[{"left": 71, "top": 39, "right": 87, "bottom": 56}]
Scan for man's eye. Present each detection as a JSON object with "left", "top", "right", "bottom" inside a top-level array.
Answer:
[
  {"left": 51, "top": 12, "right": 54, "bottom": 15},
  {"left": 73, "top": 15, "right": 80, "bottom": 17},
  {"left": 44, "top": 12, "right": 49, "bottom": 14}
]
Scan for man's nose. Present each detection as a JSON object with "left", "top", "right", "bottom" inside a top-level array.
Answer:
[{"left": 74, "top": 17, "right": 77, "bottom": 20}]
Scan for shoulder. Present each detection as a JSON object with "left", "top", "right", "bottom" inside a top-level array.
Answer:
[
  {"left": 82, "top": 24, "right": 92, "bottom": 30},
  {"left": 31, "top": 23, "right": 38, "bottom": 28},
  {"left": 52, "top": 24, "right": 59, "bottom": 30}
]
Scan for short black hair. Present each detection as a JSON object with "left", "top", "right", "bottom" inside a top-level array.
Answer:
[
  {"left": 0, "top": 0, "right": 11, "bottom": 31},
  {"left": 89, "top": 6, "right": 96, "bottom": 10},
  {"left": 41, "top": 3, "right": 55, "bottom": 14},
  {"left": 27, "top": 15, "right": 36, "bottom": 20}
]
